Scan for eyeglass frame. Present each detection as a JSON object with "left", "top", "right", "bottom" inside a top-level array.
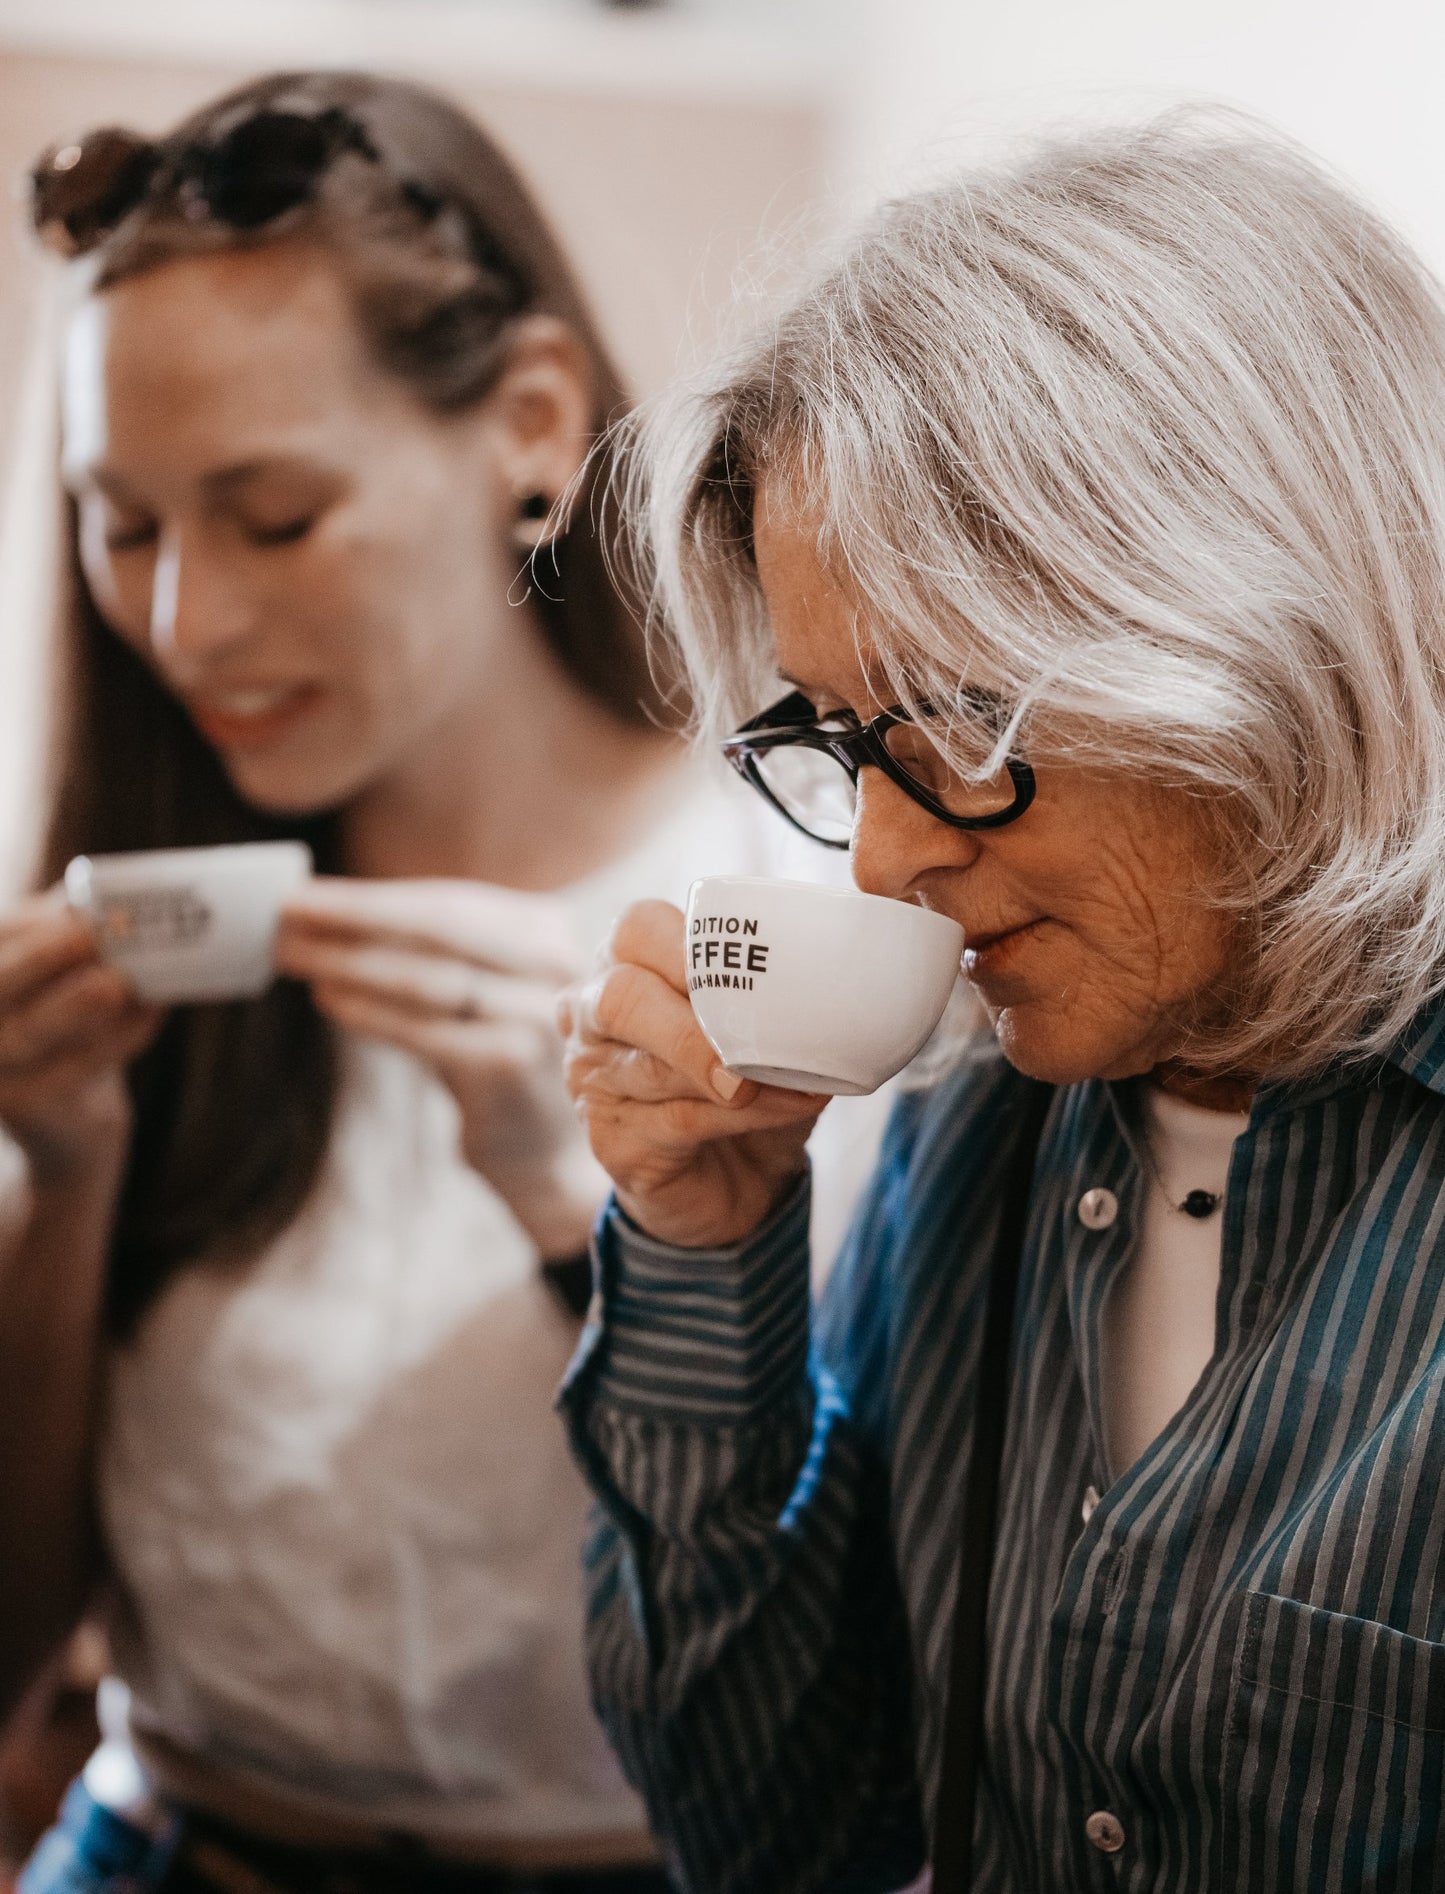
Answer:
[{"left": 720, "top": 688, "right": 1037, "bottom": 849}]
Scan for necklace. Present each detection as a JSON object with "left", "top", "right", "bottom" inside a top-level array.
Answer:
[
  {"left": 1140, "top": 1092, "right": 1232, "bottom": 1220},
  {"left": 1178, "top": 1187, "right": 1222, "bottom": 1219}
]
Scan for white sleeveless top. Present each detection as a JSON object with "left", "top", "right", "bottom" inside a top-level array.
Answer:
[{"left": 95, "top": 765, "right": 889, "bottom": 1849}]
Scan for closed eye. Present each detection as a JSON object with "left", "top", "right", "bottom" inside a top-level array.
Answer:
[
  {"left": 104, "top": 517, "right": 158, "bottom": 553},
  {"left": 247, "top": 515, "right": 317, "bottom": 548}
]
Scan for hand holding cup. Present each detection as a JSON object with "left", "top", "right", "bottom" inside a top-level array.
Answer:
[
  {"left": 561, "top": 900, "right": 830, "bottom": 1251},
  {"left": 0, "top": 892, "right": 162, "bottom": 1180}
]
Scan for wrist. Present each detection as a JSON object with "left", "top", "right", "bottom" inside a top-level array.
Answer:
[
  {"left": 615, "top": 1162, "right": 809, "bottom": 1253},
  {"left": 16, "top": 1107, "right": 131, "bottom": 1196}
]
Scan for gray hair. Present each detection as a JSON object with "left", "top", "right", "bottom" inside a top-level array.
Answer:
[{"left": 617, "top": 110, "right": 1445, "bottom": 1081}]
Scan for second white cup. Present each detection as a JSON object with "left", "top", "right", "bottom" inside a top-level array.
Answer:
[{"left": 65, "top": 840, "right": 313, "bottom": 1005}]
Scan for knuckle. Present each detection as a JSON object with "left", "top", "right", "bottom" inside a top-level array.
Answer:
[
  {"left": 608, "top": 899, "right": 680, "bottom": 966},
  {"left": 628, "top": 1047, "right": 669, "bottom": 1093},
  {"left": 659, "top": 1095, "right": 705, "bottom": 1143}
]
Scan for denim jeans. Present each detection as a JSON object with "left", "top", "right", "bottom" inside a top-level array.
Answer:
[
  {"left": 18, "top": 1779, "right": 181, "bottom": 1894},
  {"left": 20, "top": 1780, "right": 673, "bottom": 1894}
]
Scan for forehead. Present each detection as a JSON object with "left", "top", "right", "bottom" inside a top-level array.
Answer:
[
  {"left": 61, "top": 243, "right": 400, "bottom": 477},
  {"left": 752, "top": 475, "right": 880, "bottom": 706}
]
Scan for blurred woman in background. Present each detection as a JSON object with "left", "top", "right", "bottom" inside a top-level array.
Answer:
[{"left": 0, "top": 68, "right": 862, "bottom": 1894}]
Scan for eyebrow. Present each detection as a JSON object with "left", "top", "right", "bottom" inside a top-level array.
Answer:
[{"left": 205, "top": 457, "right": 331, "bottom": 497}]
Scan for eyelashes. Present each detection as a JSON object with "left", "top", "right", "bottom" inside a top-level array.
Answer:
[{"left": 246, "top": 515, "right": 317, "bottom": 547}]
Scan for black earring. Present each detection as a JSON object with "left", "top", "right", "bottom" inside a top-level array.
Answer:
[{"left": 514, "top": 490, "right": 554, "bottom": 553}]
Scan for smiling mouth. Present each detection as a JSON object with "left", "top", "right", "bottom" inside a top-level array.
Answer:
[{"left": 188, "top": 684, "right": 322, "bottom": 750}]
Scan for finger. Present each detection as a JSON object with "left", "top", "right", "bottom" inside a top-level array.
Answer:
[
  {"left": 50, "top": 1000, "right": 165, "bottom": 1079},
  {"left": 572, "top": 961, "right": 760, "bottom": 1106},
  {"left": 603, "top": 901, "right": 687, "bottom": 994},
  {"left": 0, "top": 963, "right": 139, "bottom": 1071},
  {"left": 579, "top": 1086, "right": 828, "bottom": 1157},
  {"left": 0, "top": 1004, "right": 161, "bottom": 1114},
  {"left": 279, "top": 877, "right": 581, "bottom": 981},
  {"left": 309, "top": 979, "right": 541, "bottom": 1073},
  {"left": 0, "top": 907, "right": 101, "bottom": 1009},
  {"left": 280, "top": 938, "right": 558, "bottom": 1026},
  {"left": 566, "top": 1036, "right": 720, "bottom": 1106}
]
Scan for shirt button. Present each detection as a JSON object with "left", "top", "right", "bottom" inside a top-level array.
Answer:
[
  {"left": 1085, "top": 1809, "right": 1126, "bottom": 1854},
  {"left": 1077, "top": 1187, "right": 1118, "bottom": 1230},
  {"left": 1081, "top": 1484, "right": 1100, "bottom": 1525}
]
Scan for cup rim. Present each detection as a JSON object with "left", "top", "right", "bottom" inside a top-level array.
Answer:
[
  {"left": 70, "top": 840, "right": 312, "bottom": 877},
  {"left": 687, "top": 875, "right": 963, "bottom": 939}
]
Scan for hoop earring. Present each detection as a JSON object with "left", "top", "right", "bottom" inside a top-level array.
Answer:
[{"left": 513, "top": 490, "right": 554, "bottom": 552}]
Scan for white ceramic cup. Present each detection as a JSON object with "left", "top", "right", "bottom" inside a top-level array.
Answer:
[
  {"left": 684, "top": 875, "right": 965, "bottom": 1095},
  {"left": 65, "top": 841, "right": 314, "bottom": 1004}
]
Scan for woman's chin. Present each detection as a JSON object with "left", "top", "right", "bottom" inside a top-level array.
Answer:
[
  {"left": 987, "top": 1002, "right": 1159, "bottom": 1088},
  {"left": 219, "top": 751, "right": 356, "bottom": 821}
]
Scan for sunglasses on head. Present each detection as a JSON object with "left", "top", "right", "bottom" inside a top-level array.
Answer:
[{"left": 34, "top": 105, "right": 398, "bottom": 257}]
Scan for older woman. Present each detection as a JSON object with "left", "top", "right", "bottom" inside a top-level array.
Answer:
[{"left": 560, "top": 116, "right": 1445, "bottom": 1894}]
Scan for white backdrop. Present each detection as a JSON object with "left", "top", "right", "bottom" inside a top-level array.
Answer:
[{"left": 837, "top": 0, "right": 1445, "bottom": 268}]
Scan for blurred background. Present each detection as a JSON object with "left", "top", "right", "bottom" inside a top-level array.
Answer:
[
  {"left": 0, "top": 0, "right": 1440, "bottom": 1876},
  {"left": 2, "top": 0, "right": 1444, "bottom": 469}
]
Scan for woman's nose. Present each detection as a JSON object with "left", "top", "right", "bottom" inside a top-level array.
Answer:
[
  {"left": 149, "top": 527, "right": 252, "bottom": 672},
  {"left": 849, "top": 766, "right": 982, "bottom": 900}
]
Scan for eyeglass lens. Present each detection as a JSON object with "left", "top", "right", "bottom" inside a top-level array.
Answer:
[
  {"left": 880, "top": 723, "right": 1018, "bottom": 817},
  {"left": 752, "top": 725, "right": 1019, "bottom": 844},
  {"left": 752, "top": 746, "right": 857, "bottom": 846},
  {"left": 33, "top": 129, "right": 157, "bottom": 255},
  {"left": 32, "top": 110, "right": 370, "bottom": 256},
  {"left": 199, "top": 113, "right": 358, "bottom": 229}
]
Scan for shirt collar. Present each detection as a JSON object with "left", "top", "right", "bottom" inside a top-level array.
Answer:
[
  {"left": 1247, "top": 991, "right": 1445, "bottom": 1123},
  {"left": 1386, "top": 993, "right": 1445, "bottom": 1096}
]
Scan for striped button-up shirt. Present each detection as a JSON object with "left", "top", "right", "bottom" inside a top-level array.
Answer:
[{"left": 561, "top": 1009, "right": 1445, "bottom": 1892}]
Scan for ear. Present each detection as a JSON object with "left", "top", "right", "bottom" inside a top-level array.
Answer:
[{"left": 484, "top": 314, "right": 598, "bottom": 531}]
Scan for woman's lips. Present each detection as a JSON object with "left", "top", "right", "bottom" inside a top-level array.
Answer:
[
  {"left": 962, "top": 918, "right": 1045, "bottom": 977},
  {"left": 187, "top": 684, "right": 323, "bottom": 752}
]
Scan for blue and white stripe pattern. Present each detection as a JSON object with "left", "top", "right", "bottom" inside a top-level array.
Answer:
[{"left": 561, "top": 1007, "right": 1445, "bottom": 1892}]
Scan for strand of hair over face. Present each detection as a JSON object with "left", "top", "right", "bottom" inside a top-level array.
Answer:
[{"left": 612, "top": 109, "right": 1445, "bottom": 1081}]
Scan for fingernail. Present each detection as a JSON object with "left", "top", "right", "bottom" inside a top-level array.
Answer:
[{"left": 711, "top": 1066, "right": 744, "bottom": 1101}]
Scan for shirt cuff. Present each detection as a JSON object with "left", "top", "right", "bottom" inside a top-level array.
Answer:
[{"left": 565, "top": 1173, "right": 813, "bottom": 1422}]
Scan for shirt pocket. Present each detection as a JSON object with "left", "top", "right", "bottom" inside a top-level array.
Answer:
[{"left": 1221, "top": 1590, "right": 1445, "bottom": 1893}]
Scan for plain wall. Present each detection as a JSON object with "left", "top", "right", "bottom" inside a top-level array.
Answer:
[{"left": 836, "top": 0, "right": 1445, "bottom": 268}]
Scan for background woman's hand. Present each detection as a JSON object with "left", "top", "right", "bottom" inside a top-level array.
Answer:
[
  {"left": 277, "top": 877, "right": 606, "bottom": 1256},
  {"left": 560, "top": 900, "right": 828, "bottom": 1250},
  {"left": 0, "top": 893, "right": 161, "bottom": 1183}
]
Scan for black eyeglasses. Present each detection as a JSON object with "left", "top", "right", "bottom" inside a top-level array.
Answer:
[
  {"left": 31, "top": 105, "right": 473, "bottom": 261},
  {"left": 721, "top": 689, "right": 1037, "bottom": 849}
]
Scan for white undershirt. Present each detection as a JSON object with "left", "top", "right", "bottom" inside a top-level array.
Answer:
[{"left": 1099, "top": 1087, "right": 1250, "bottom": 1480}]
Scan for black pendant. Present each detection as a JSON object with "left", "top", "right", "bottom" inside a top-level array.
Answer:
[{"left": 1180, "top": 1188, "right": 1221, "bottom": 1219}]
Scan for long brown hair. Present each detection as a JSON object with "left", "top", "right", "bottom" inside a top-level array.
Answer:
[{"left": 37, "top": 71, "right": 649, "bottom": 1334}]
